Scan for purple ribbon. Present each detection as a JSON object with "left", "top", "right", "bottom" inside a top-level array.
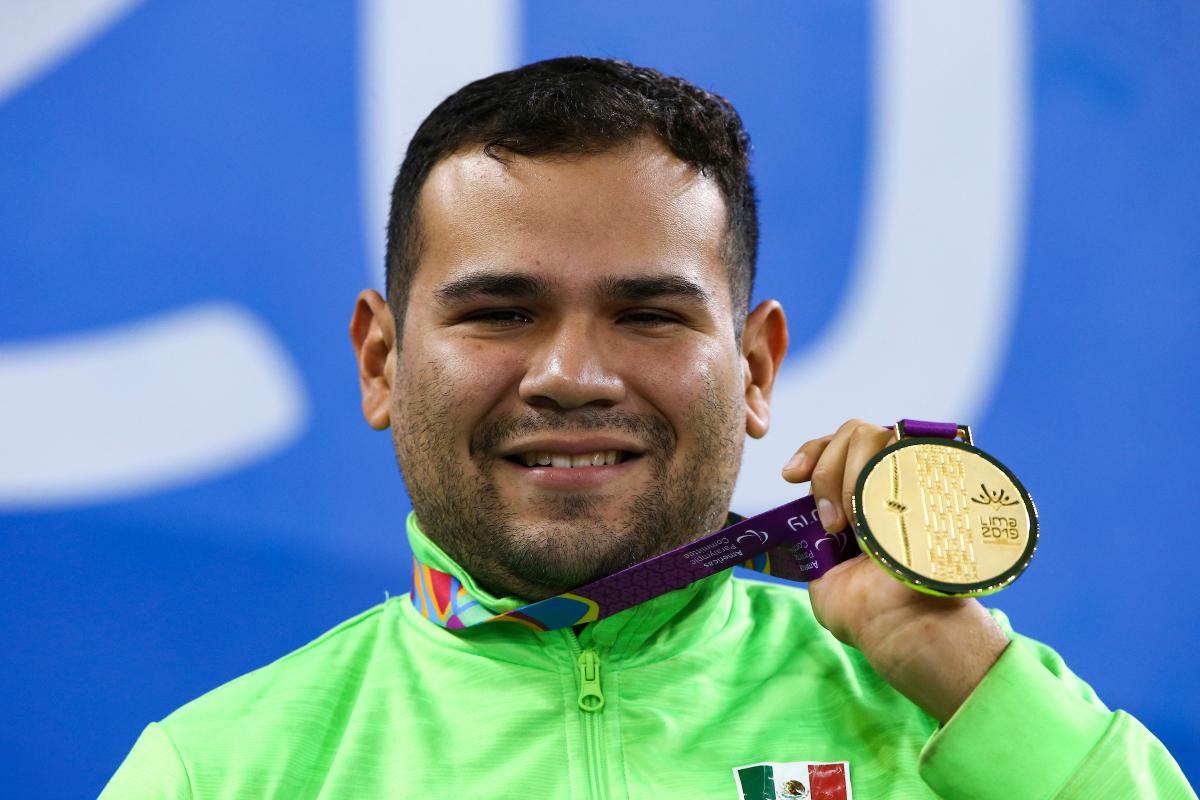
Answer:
[
  {"left": 898, "top": 418, "right": 960, "bottom": 439},
  {"left": 504, "top": 495, "right": 861, "bottom": 629}
]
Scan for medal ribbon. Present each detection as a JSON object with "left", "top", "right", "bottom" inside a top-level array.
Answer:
[{"left": 412, "top": 494, "right": 862, "bottom": 632}]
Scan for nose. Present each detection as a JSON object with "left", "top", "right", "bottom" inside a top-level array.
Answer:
[{"left": 518, "top": 316, "right": 626, "bottom": 410}]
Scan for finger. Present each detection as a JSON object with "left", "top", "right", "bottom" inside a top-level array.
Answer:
[
  {"left": 806, "top": 552, "right": 866, "bottom": 590},
  {"left": 781, "top": 435, "right": 832, "bottom": 482},
  {"left": 842, "top": 424, "right": 896, "bottom": 523},
  {"left": 810, "top": 421, "right": 858, "bottom": 531}
]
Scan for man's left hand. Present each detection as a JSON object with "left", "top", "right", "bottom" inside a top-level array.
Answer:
[{"left": 781, "top": 419, "right": 1011, "bottom": 723}]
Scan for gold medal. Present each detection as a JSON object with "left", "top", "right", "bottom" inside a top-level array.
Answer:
[{"left": 851, "top": 421, "right": 1038, "bottom": 597}]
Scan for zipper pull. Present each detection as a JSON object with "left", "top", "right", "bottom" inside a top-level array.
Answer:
[{"left": 577, "top": 648, "right": 605, "bottom": 712}]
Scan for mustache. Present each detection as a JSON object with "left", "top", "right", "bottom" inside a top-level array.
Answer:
[{"left": 471, "top": 409, "right": 675, "bottom": 459}]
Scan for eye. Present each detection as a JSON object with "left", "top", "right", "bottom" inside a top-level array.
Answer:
[
  {"left": 619, "top": 310, "right": 680, "bottom": 327},
  {"left": 465, "top": 309, "right": 532, "bottom": 326}
]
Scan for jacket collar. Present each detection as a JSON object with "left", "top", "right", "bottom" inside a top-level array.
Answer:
[{"left": 405, "top": 512, "right": 736, "bottom": 664}]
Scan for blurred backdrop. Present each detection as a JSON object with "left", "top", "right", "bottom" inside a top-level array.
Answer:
[{"left": 1, "top": 2, "right": 1197, "bottom": 796}]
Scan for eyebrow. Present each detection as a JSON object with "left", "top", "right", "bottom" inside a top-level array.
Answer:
[
  {"left": 433, "top": 272, "right": 553, "bottom": 304},
  {"left": 596, "top": 275, "right": 712, "bottom": 305}
]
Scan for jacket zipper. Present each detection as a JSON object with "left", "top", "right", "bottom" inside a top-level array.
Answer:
[
  {"left": 577, "top": 649, "right": 605, "bottom": 712},
  {"left": 565, "top": 633, "right": 608, "bottom": 800}
]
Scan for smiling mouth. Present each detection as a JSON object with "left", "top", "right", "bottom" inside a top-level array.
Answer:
[{"left": 504, "top": 450, "right": 641, "bottom": 468}]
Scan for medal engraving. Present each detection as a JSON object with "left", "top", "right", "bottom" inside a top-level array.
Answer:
[
  {"left": 854, "top": 437, "right": 1037, "bottom": 597},
  {"left": 914, "top": 446, "right": 978, "bottom": 584}
]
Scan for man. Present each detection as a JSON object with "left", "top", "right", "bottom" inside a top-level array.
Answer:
[{"left": 102, "top": 57, "right": 1194, "bottom": 798}]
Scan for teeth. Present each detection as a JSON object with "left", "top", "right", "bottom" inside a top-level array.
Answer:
[{"left": 517, "top": 450, "right": 630, "bottom": 467}]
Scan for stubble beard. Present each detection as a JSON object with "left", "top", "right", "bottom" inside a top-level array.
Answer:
[{"left": 392, "top": 365, "right": 745, "bottom": 602}]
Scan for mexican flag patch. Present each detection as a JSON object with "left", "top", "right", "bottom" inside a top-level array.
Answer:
[{"left": 733, "top": 760, "right": 852, "bottom": 800}]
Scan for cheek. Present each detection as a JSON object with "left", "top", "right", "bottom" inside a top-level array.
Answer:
[
  {"left": 394, "top": 339, "right": 523, "bottom": 427},
  {"left": 632, "top": 341, "right": 743, "bottom": 437},
  {"left": 440, "top": 339, "right": 525, "bottom": 400}
]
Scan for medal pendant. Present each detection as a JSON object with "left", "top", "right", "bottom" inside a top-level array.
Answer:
[{"left": 851, "top": 423, "right": 1038, "bottom": 597}]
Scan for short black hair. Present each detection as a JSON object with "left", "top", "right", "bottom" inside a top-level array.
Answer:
[{"left": 385, "top": 56, "right": 758, "bottom": 334}]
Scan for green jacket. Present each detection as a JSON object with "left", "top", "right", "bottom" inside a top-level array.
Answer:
[{"left": 102, "top": 517, "right": 1195, "bottom": 799}]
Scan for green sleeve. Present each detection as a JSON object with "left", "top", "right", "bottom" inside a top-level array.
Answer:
[
  {"left": 918, "top": 626, "right": 1196, "bottom": 799},
  {"left": 98, "top": 723, "right": 192, "bottom": 800}
]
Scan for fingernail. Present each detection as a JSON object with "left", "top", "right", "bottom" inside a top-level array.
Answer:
[
  {"left": 817, "top": 498, "right": 838, "bottom": 531},
  {"left": 783, "top": 452, "right": 806, "bottom": 473}
]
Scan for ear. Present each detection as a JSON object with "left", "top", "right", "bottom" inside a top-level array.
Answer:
[
  {"left": 741, "top": 300, "right": 788, "bottom": 439},
  {"left": 349, "top": 289, "right": 397, "bottom": 431}
]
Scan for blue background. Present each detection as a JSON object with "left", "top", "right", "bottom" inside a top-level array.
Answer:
[{"left": 1, "top": 3, "right": 1196, "bottom": 796}]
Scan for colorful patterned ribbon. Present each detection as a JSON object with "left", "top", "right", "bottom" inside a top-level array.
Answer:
[{"left": 412, "top": 494, "right": 861, "bottom": 632}]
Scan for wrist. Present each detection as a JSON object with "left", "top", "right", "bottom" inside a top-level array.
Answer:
[{"left": 859, "top": 599, "right": 1009, "bottom": 723}]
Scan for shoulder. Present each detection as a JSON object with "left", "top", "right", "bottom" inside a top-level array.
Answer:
[
  {"left": 102, "top": 601, "right": 411, "bottom": 797},
  {"left": 159, "top": 600, "right": 398, "bottom": 747}
]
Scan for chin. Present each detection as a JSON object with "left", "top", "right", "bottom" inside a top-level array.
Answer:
[{"left": 499, "top": 521, "right": 649, "bottom": 590}]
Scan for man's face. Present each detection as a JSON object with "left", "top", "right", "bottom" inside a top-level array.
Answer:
[{"left": 384, "top": 138, "right": 761, "bottom": 600}]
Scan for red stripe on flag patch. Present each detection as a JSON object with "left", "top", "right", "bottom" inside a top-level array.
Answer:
[{"left": 808, "top": 761, "right": 848, "bottom": 800}]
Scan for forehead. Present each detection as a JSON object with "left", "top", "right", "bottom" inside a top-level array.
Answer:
[{"left": 413, "top": 137, "right": 730, "bottom": 301}]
